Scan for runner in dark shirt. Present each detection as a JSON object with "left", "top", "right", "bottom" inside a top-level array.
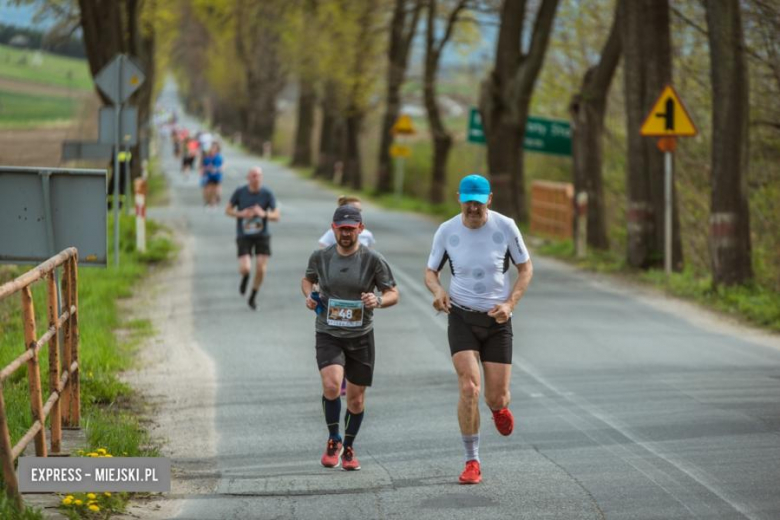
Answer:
[
  {"left": 225, "top": 167, "right": 280, "bottom": 310},
  {"left": 301, "top": 205, "right": 399, "bottom": 471}
]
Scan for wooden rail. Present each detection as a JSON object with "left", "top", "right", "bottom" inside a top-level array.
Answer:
[
  {"left": 0, "top": 248, "right": 80, "bottom": 508},
  {"left": 530, "top": 180, "right": 574, "bottom": 240}
]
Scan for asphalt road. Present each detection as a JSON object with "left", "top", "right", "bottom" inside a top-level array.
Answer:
[{"left": 151, "top": 85, "right": 780, "bottom": 520}]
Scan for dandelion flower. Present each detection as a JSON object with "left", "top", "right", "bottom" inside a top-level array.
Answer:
[
  {"left": 87, "top": 493, "right": 96, "bottom": 499},
  {"left": 104, "top": 492, "right": 112, "bottom": 497},
  {"left": 97, "top": 448, "right": 107, "bottom": 455},
  {"left": 61, "top": 497, "right": 73, "bottom": 506},
  {"left": 74, "top": 499, "right": 83, "bottom": 506},
  {"left": 89, "top": 504, "right": 100, "bottom": 512}
]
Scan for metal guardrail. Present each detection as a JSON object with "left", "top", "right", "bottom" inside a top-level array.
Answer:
[{"left": 0, "top": 248, "right": 80, "bottom": 508}]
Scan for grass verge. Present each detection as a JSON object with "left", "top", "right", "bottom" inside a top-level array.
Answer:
[
  {"left": 537, "top": 239, "right": 780, "bottom": 332},
  {"left": 0, "top": 213, "right": 176, "bottom": 518}
]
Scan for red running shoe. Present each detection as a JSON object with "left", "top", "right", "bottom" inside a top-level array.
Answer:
[
  {"left": 341, "top": 446, "right": 361, "bottom": 471},
  {"left": 459, "top": 460, "right": 481, "bottom": 484},
  {"left": 492, "top": 407, "right": 514, "bottom": 436},
  {"left": 321, "top": 439, "right": 343, "bottom": 468}
]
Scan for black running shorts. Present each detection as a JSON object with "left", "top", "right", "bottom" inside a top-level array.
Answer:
[
  {"left": 448, "top": 304, "right": 513, "bottom": 364},
  {"left": 315, "top": 331, "right": 375, "bottom": 387},
  {"left": 236, "top": 234, "right": 271, "bottom": 257}
]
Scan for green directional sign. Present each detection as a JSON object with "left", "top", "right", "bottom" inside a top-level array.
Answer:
[
  {"left": 467, "top": 108, "right": 486, "bottom": 144},
  {"left": 524, "top": 116, "right": 572, "bottom": 157},
  {"left": 466, "top": 108, "right": 572, "bottom": 156}
]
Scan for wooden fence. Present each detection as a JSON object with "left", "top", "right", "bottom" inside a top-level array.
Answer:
[
  {"left": 0, "top": 248, "right": 80, "bottom": 508},
  {"left": 530, "top": 181, "right": 574, "bottom": 240}
]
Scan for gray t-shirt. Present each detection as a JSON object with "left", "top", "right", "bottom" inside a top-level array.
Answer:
[
  {"left": 229, "top": 185, "right": 276, "bottom": 237},
  {"left": 305, "top": 245, "right": 396, "bottom": 338}
]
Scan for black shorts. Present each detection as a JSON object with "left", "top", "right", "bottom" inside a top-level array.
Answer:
[
  {"left": 236, "top": 234, "right": 271, "bottom": 257},
  {"left": 315, "top": 331, "right": 375, "bottom": 387},
  {"left": 448, "top": 304, "right": 513, "bottom": 364}
]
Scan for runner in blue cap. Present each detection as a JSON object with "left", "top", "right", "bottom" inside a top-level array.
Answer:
[{"left": 424, "top": 174, "right": 533, "bottom": 484}]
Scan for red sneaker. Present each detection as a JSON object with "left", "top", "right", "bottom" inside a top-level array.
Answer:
[
  {"left": 341, "top": 446, "right": 361, "bottom": 471},
  {"left": 459, "top": 460, "right": 481, "bottom": 484},
  {"left": 492, "top": 407, "right": 514, "bottom": 436},
  {"left": 321, "top": 439, "right": 343, "bottom": 468}
]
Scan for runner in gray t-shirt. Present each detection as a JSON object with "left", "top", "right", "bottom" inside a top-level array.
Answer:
[{"left": 301, "top": 205, "right": 399, "bottom": 471}]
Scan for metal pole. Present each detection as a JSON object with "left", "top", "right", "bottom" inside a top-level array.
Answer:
[
  {"left": 394, "top": 157, "right": 405, "bottom": 199},
  {"left": 39, "top": 170, "right": 62, "bottom": 316},
  {"left": 113, "top": 57, "right": 122, "bottom": 267},
  {"left": 664, "top": 150, "right": 673, "bottom": 276}
]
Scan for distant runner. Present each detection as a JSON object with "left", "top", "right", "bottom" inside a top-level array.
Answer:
[
  {"left": 424, "top": 174, "right": 533, "bottom": 485},
  {"left": 200, "top": 142, "right": 224, "bottom": 209},
  {"left": 302, "top": 205, "right": 398, "bottom": 470},
  {"left": 318, "top": 196, "right": 376, "bottom": 249},
  {"left": 225, "top": 167, "right": 280, "bottom": 310}
]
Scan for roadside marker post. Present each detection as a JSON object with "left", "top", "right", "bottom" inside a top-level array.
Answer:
[{"left": 134, "top": 178, "right": 147, "bottom": 253}]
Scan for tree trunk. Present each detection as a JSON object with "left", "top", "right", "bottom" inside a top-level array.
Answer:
[
  {"left": 343, "top": 111, "right": 363, "bottom": 190},
  {"left": 77, "top": 0, "right": 126, "bottom": 105},
  {"left": 377, "top": 0, "right": 422, "bottom": 193},
  {"left": 315, "top": 82, "right": 343, "bottom": 180},
  {"left": 569, "top": 2, "right": 622, "bottom": 251},
  {"left": 705, "top": 0, "right": 752, "bottom": 285},
  {"left": 424, "top": 48, "right": 452, "bottom": 204},
  {"left": 291, "top": 79, "right": 316, "bottom": 167},
  {"left": 235, "top": 0, "right": 286, "bottom": 150},
  {"left": 621, "top": 0, "right": 682, "bottom": 269},
  {"left": 479, "top": 0, "right": 560, "bottom": 220},
  {"left": 424, "top": 0, "right": 467, "bottom": 204}
]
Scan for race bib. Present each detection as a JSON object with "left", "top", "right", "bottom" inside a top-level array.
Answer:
[
  {"left": 326, "top": 298, "right": 364, "bottom": 328},
  {"left": 242, "top": 216, "right": 264, "bottom": 235}
]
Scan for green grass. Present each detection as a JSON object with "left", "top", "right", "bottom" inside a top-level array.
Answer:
[
  {"left": 0, "top": 493, "right": 43, "bottom": 520},
  {"left": 0, "top": 44, "right": 92, "bottom": 90},
  {"left": 538, "top": 239, "right": 780, "bottom": 332},
  {"left": 0, "top": 213, "right": 175, "bottom": 513},
  {"left": 0, "top": 89, "right": 77, "bottom": 128}
]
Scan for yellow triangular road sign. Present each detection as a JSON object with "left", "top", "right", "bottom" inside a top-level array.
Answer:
[
  {"left": 640, "top": 85, "right": 697, "bottom": 137},
  {"left": 392, "top": 114, "right": 416, "bottom": 135}
]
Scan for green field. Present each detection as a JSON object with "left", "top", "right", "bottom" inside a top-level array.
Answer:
[
  {"left": 0, "top": 89, "right": 77, "bottom": 127},
  {"left": 0, "top": 44, "right": 92, "bottom": 90}
]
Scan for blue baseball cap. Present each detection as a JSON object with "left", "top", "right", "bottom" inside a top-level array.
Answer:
[{"left": 458, "top": 174, "right": 491, "bottom": 204}]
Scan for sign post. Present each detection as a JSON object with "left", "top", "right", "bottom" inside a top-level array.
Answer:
[
  {"left": 390, "top": 114, "right": 416, "bottom": 199},
  {"left": 640, "top": 84, "right": 697, "bottom": 276},
  {"left": 94, "top": 54, "right": 145, "bottom": 267}
]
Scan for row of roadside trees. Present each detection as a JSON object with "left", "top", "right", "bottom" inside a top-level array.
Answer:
[{"left": 16, "top": 0, "right": 779, "bottom": 292}]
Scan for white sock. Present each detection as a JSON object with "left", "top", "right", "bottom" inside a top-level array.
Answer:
[{"left": 462, "top": 433, "right": 480, "bottom": 462}]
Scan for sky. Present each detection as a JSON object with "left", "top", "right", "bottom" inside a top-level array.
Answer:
[{"left": 0, "top": 1, "right": 54, "bottom": 30}]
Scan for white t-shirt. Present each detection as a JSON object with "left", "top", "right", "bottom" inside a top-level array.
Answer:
[
  {"left": 198, "top": 132, "right": 214, "bottom": 151},
  {"left": 318, "top": 228, "right": 376, "bottom": 248},
  {"left": 427, "top": 210, "right": 530, "bottom": 312}
]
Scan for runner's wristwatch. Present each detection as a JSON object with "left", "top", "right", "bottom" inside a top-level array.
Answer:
[{"left": 376, "top": 294, "right": 383, "bottom": 309}]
